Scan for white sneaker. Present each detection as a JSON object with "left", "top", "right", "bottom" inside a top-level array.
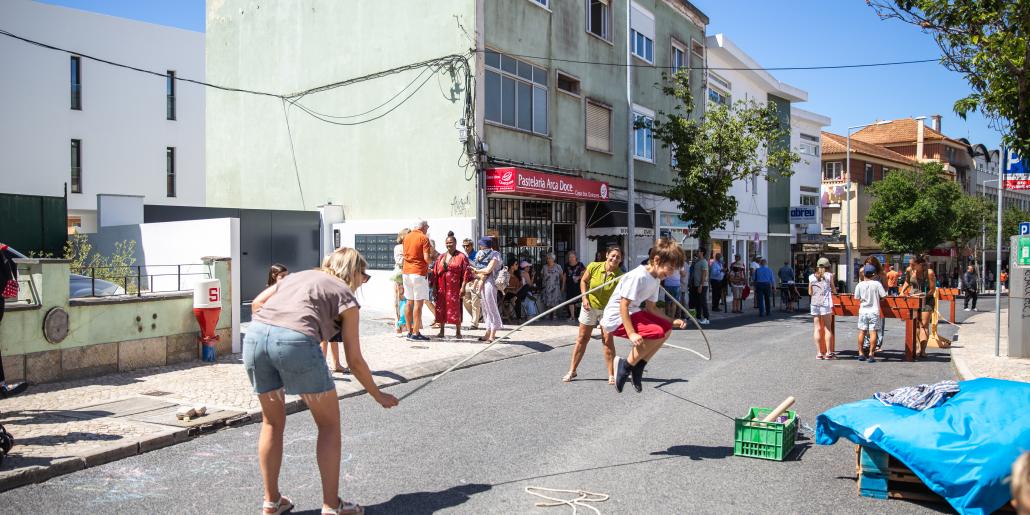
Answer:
[
  {"left": 963, "top": 308, "right": 970, "bottom": 311},
  {"left": 700, "top": 319, "right": 710, "bottom": 325}
]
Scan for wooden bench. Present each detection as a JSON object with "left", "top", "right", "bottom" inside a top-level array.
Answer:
[{"left": 831, "top": 294, "right": 923, "bottom": 361}]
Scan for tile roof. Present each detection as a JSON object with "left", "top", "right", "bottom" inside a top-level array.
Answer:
[
  {"left": 850, "top": 118, "right": 964, "bottom": 146},
  {"left": 821, "top": 131, "right": 917, "bottom": 166}
]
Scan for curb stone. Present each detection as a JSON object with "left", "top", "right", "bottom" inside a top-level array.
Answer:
[{"left": 0, "top": 334, "right": 574, "bottom": 492}]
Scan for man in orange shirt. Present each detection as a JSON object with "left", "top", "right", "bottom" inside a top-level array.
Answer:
[
  {"left": 402, "top": 220, "right": 433, "bottom": 341},
  {"left": 885, "top": 264, "right": 899, "bottom": 296}
]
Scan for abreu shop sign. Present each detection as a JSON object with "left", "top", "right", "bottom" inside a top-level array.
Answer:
[{"left": 485, "top": 167, "right": 609, "bottom": 202}]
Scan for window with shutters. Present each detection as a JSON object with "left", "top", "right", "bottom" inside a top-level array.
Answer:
[
  {"left": 630, "top": 2, "right": 655, "bottom": 63},
  {"left": 672, "top": 39, "right": 687, "bottom": 72},
  {"left": 585, "top": 100, "right": 611, "bottom": 153}
]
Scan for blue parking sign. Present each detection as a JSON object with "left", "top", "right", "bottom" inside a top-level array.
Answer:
[{"left": 1021, "top": 222, "right": 1030, "bottom": 236}]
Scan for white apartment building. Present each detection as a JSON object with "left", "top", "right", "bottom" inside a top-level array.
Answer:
[
  {"left": 791, "top": 107, "right": 832, "bottom": 238},
  {"left": 0, "top": 0, "right": 204, "bottom": 233},
  {"left": 702, "top": 34, "right": 827, "bottom": 269}
]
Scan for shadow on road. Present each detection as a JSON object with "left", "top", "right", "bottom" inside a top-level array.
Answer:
[
  {"left": 650, "top": 444, "right": 733, "bottom": 460},
  {"left": 356, "top": 483, "right": 491, "bottom": 515}
]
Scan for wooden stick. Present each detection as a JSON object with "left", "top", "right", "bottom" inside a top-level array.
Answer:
[{"left": 760, "top": 396, "right": 796, "bottom": 422}]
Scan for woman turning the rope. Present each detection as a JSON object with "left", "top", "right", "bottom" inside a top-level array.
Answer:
[
  {"left": 564, "top": 246, "right": 623, "bottom": 384},
  {"left": 248, "top": 247, "right": 398, "bottom": 515}
]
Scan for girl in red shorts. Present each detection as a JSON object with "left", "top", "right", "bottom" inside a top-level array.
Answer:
[{"left": 600, "top": 238, "right": 687, "bottom": 393}]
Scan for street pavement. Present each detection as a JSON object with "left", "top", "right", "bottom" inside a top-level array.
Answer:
[{"left": 0, "top": 305, "right": 959, "bottom": 514}]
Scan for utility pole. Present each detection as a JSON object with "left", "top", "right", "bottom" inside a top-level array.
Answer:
[
  {"left": 996, "top": 146, "right": 1005, "bottom": 357},
  {"left": 625, "top": 0, "right": 636, "bottom": 262}
]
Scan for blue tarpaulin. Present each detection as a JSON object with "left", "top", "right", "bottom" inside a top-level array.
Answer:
[{"left": 816, "top": 378, "right": 1030, "bottom": 514}]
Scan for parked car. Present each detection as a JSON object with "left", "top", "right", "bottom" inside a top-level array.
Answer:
[{"left": 3, "top": 246, "right": 126, "bottom": 297}]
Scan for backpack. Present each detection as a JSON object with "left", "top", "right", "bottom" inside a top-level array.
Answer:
[{"left": 494, "top": 257, "right": 510, "bottom": 290}]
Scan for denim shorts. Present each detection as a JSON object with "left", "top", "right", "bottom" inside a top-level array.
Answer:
[
  {"left": 857, "top": 312, "right": 880, "bottom": 332},
  {"left": 243, "top": 322, "right": 334, "bottom": 395}
]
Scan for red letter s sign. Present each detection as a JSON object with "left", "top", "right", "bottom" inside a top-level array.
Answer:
[{"left": 208, "top": 288, "right": 219, "bottom": 302}]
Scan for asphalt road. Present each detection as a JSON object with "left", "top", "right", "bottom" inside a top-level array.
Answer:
[{"left": 3, "top": 301, "right": 977, "bottom": 514}]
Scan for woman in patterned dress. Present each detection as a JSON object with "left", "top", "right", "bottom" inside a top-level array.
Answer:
[
  {"left": 540, "top": 253, "right": 565, "bottom": 319},
  {"left": 433, "top": 234, "right": 470, "bottom": 339}
]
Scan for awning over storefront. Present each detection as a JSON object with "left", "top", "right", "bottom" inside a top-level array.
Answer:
[
  {"left": 585, "top": 201, "right": 654, "bottom": 237},
  {"left": 485, "top": 167, "right": 609, "bottom": 202}
]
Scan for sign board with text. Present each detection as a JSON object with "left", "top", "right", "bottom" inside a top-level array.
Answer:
[
  {"left": 788, "top": 205, "right": 818, "bottom": 224},
  {"left": 485, "top": 167, "right": 610, "bottom": 201},
  {"left": 1003, "top": 149, "right": 1030, "bottom": 190},
  {"left": 1021, "top": 222, "right": 1030, "bottom": 236}
]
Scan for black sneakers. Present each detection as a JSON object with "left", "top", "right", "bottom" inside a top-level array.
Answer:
[
  {"left": 614, "top": 356, "right": 630, "bottom": 393},
  {"left": 0, "top": 382, "right": 27, "bottom": 399},
  {"left": 630, "top": 360, "right": 647, "bottom": 393}
]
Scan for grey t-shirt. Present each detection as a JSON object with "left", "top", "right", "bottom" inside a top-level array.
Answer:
[
  {"left": 253, "top": 269, "right": 360, "bottom": 341},
  {"left": 692, "top": 259, "right": 708, "bottom": 287}
]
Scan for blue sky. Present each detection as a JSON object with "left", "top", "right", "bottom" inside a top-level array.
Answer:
[{"left": 37, "top": 0, "right": 1000, "bottom": 149}]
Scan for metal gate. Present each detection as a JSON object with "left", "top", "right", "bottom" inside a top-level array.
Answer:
[{"left": 0, "top": 193, "right": 67, "bottom": 256}]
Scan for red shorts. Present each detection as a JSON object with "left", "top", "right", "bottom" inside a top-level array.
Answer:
[{"left": 611, "top": 311, "right": 672, "bottom": 340}]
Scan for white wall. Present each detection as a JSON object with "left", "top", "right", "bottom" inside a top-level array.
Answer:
[
  {"left": 0, "top": 0, "right": 205, "bottom": 220},
  {"left": 332, "top": 217, "right": 477, "bottom": 315}
]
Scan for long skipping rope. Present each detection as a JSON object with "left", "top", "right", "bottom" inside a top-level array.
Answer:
[{"left": 397, "top": 272, "right": 712, "bottom": 402}]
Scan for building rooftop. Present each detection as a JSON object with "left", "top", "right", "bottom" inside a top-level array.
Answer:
[
  {"left": 851, "top": 118, "right": 964, "bottom": 147},
  {"left": 821, "top": 131, "right": 918, "bottom": 166}
]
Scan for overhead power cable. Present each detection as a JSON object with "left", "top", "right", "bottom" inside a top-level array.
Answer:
[{"left": 474, "top": 49, "right": 939, "bottom": 71}]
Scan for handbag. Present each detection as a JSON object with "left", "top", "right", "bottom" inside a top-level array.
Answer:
[
  {"left": 2, "top": 279, "right": 17, "bottom": 299},
  {"left": 741, "top": 285, "right": 750, "bottom": 300}
]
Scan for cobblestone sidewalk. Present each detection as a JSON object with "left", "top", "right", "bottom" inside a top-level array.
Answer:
[{"left": 0, "top": 319, "right": 583, "bottom": 491}]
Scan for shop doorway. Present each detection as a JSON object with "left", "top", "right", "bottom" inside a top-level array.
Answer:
[{"left": 554, "top": 223, "right": 576, "bottom": 265}]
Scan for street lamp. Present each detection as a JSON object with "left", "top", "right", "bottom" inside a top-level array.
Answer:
[
  {"left": 845, "top": 119, "right": 895, "bottom": 291},
  {"left": 980, "top": 177, "right": 999, "bottom": 289}
]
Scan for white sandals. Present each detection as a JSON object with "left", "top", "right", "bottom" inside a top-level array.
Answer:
[
  {"left": 322, "top": 498, "right": 364, "bottom": 514},
  {"left": 261, "top": 495, "right": 294, "bottom": 514}
]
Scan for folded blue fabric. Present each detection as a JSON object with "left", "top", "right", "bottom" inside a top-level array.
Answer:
[
  {"left": 816, "top": 378, "right": 1030, "bottom": 515},
  {"left": 873, "top": 380, "right": 960, "bottom": 410}
]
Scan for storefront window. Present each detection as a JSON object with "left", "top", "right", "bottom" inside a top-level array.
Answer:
[{"left": 488, "top": 198, "right": 577, "bottom": 265}]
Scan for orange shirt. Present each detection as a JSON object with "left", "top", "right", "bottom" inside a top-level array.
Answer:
[
  {"left": 402, "top": 229, "right": 431, "bottom": 275},
  {"left": 886, "top": 270, "right": 899, "bottom": 288}
]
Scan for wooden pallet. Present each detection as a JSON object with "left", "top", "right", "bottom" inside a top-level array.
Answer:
[{"left": 854, "top": 445, "right": 944, "bottom": 503}]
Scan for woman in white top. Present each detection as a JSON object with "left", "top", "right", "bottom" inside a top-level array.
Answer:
[{"left": 808, "top": 257, "right": 837, "bottom": 360}]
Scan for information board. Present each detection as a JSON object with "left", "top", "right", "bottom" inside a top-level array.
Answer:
[{"left": 355, "top": 234, "right": 397, "bottom": 270}]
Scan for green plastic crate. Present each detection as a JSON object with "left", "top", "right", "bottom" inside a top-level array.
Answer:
[{"left": 733, "top": 407, "right": 798, "bottom": 461}]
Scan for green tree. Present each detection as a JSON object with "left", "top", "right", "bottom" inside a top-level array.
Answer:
[
  {"left": 64, "top": 234, "right": 138, "bottom": 292},
  {"left": 869, "top": 0, "right": 1030, "bottom": 159},
  {"left": 867, "top": 163, "right": 963, "bottom": 252},
  {"left": 652, "top": 71, "right": 800, "bottom": 244},
  {"left": 986, "top": 204, "right": 1030, "bottom": 240},
  {"left": 949, "top": 193, "right": 992, "bottom": 258}
]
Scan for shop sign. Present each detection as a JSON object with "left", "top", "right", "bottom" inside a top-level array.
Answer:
[
  {"left": 801, "top": 244, "right": 823, "bottom": 252},
  {"left": 797, "top": 233, "right": 843, "bottom": 244},
  {"left": 486, "top": 167, "right": 610, "bottom": 201},
  {"left": 788, "top": 206, "right": 818, "bottom": 224}
]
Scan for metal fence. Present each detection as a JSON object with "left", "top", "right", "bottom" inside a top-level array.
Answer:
[{"left": 70, "top": 264, "right": 210, "bottom": 297}]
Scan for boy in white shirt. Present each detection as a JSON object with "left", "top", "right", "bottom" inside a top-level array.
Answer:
[
  {"left": 854, "top": 264, "right": 887, "bottom": 363},
  {"left": 602, "top": 238, "right": 688, "bottom": 393}
]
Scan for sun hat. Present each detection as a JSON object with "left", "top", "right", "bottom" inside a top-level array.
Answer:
[
  {"left": 477, "top": 237, "right": 492, "bottom": 248},
  {"left": 817, "top": 257, "right": 831, "bottom": 268}
]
